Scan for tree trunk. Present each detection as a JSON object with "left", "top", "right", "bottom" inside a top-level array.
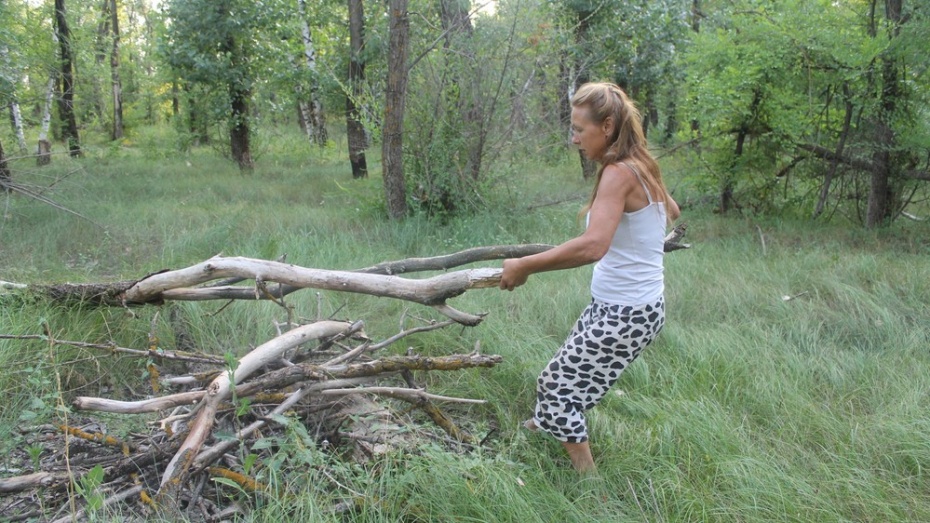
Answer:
[
  {"left": 183, "top": 83, "right": 207, "bottom": 146},
  {"left": 215, "top": 1, "right": 252, "bottom": 171},
  {"left": 1, "top": 42, "right": 28, "bottom": 155},
  {"left": 572, "top": 9, "right": 597, "bottom": 179},
  {"left": 664, "top": 93, "right": 678, "bottom": 143},
  {"left": 0, "top": 137, "right": 11, "bottom": 192},
  {"left": 720, "top": 131, "right": 744, "bottom": 214},
  {"left": 171, "top": 81, "right": 179, "bottom": 118},
  {"left": 382, "top": 0, "right": 410, "bottom": 219},
  {"left": 54, "top": 0, "right": 82, "bottom": 157},
  {"left": 558, "top": 54, "right": 572, "bottom": 131},
  {"left": 37, "top": 73, "right": 56, "bottom": 166},
  {"left": 346, "top": 0, "right": 368, "bottom": 179},
  {"left": 9, "top": 102, "right": 27, "bottom": 155},
  {"left": 646, "top": 95, "right": 659, "bottom": 139},
  {"left": 297, "top": 0, "right": 327, "bottom": 146},
  {"left": 439, "top": 0, "right": 483, "bottom": 180},
  {"left": 720, "top": 87, "right": 762, "bottom": 214},
  {"left": 229, "top": 86, "right": 254, "bottom": 171},
  {"left": 691, "top": 0, "right": 702, "bottom": 32},
  {"left": 92, "top": 0, "right": 109, "bottom": 123},
  {"left": 865, "top": 0, "right": 903, "bottom": 228},
  {"left": 109, "top": 0, "right": 124, "bottom": 141},
  {"left": 689, "top": 0, "right": 702, "bottom": 150},
  {"left": 814, "top": 83, "right": 853, "bottom": 219}
]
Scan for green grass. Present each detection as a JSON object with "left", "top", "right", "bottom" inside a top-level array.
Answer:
[{"left": 2, "top": 126, "right": 930, "bottom": 522}]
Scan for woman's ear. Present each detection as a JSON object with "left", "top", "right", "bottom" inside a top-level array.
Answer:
[{"left": 602, "top": 116, "right": 615, "bottom": 137}]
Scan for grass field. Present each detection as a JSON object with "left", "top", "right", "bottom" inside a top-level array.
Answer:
[{"left": 1, "top": 127, "right": 929, "bottom": 522}]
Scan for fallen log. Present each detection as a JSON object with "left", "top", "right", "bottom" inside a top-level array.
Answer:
[
  {"left": 0, "top": 471, "right": 71, "bottom": 493},
  {"left": 12, "top": 237, "right": 689, "bottom": 324}
]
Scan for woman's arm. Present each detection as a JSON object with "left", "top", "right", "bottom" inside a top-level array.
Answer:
[
  {"left": 667, "top": 194, "right": 681, "bottom": 222},
  {"left": 499, "top": 164, "right": 637, "bottom": 291}
]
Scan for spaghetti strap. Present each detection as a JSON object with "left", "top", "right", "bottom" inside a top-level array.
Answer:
[{"left": 621, "top": 162, "right": 654, "bottom": 204}]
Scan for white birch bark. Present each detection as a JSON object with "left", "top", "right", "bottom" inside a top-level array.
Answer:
[
  {"left": 297, "top": 0, "right": 326, "bottom": 145},
  {"left": 9, "top": 102, "right": 26, "bottom": 154},
  {"left": 36, "top": 74, "right": 56, "bottom": 165},
  {"left": 38, "top": 74, "right": 56, "bottom": 144},
  {"left": 0, "top": 45, "right": 27, "bottom": 153}
]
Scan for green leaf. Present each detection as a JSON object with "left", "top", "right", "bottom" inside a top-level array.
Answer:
[{"left": 212, "top": 477, "right": 247, "bottom": 495}]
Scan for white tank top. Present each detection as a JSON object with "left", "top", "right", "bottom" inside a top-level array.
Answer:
[{"left": 588, "top": 165, "right": 667, "bottom": 306}]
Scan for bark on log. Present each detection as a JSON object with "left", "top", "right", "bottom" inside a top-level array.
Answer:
[
  {"left": 73, "top": 353, "right": 502, "bottom": 415},
  {"left": 233, "top": 353, "right": 503, "bottom": 395},
  {"left": 73, "top": 390, "right": 206, "bottom": 414},
  {"left": 157, "top": 321, "right": 352, "bottom": 495},
  {"left": 49, "top": 485, "right": 144, "bottom": 523},
  {"left": 355, "top": 244, "right": 554, "bottom": 275},
  {"left": 122, "top": 258, "right": 500, "bottom": 305},
  {"left": 22, "top": 240, "right": 689, "bottom": 318},
  {"left": 0, "top": 472, "right": 71, "bottom": 493}
]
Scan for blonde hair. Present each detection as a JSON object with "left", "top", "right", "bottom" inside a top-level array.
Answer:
[{"left": 572, "top": 82, "right": 672, "bottom": 218}]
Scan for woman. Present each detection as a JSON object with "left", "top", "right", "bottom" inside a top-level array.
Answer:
[{"left": 499, "top": 82, "right": 680, "bottom": 474}]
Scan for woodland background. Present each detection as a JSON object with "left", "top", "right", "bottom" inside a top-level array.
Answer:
[
  {"left": 1, "top": 0, "right": 930, "bottom": 521},
  {"left": 1, "top": 0, "right": 928, "bottom": 225}
]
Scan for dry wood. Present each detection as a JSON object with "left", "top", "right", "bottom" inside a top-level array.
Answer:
[
  {"left": 74, "top": 353, "right": 501, "bottom": 415},
  {"left": 0, "top": 334, "right": 225, "bottom": 365},
  {"left": 417, "top": 400, "right": 474, "bottom": 444},
  {"left": 58, "top": 424, "right": 133, "bottom": 454},
  {"left": 157, "top": 321, "right": 351, "bottom": 494},
  {"left": 11, "top": 240, "right": 689, "bottom": 323},
  {"left": 49, "top": 485, "right": 144, "bottom": 523},
  {"left": 192, "top": 377, "right": 374, "bottom": 471},
  {"left": 206, "top": 467, "right": 266, "bottom": 494},
  {"left": 124, "top": 258, "right": 500, "bottom": 305},
  {"left": 354, "top": 244, "right": 554, "bottom": 275},
  {"left": 321, "top": 386, "right": 486, "bottom": 405},
  {"left": 322, "top": 387, "right": 483, "bottom": 444},
  {"left": 73, "top": 390, "right": 206, "bottom": 414},
  {"left": 0, "top": 471, "right": 71, "bottom": 493},
  {"left": 221, "top": 353, "right": 503, "bottom": 396}
]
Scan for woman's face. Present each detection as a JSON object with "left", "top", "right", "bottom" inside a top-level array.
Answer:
[{"left": 571, "top": 105, "right": 611, "bottom": 163}]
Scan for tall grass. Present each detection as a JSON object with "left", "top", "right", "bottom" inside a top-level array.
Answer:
[{"left": 1, "top": 126, "right": 929, "bottom": 522}]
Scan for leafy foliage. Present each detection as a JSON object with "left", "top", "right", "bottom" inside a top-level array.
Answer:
[{"left": 680, "top": 0, "right": 930, "bottom": 221}]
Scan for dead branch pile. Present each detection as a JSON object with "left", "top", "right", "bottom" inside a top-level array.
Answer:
[{"left": 0, "top": 232, "right": 689, "bottom": 521}]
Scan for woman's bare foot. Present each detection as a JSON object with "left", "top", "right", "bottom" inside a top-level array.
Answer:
[
  {"left": 561, "top": 441, "right": 597, "bottom": 474},
  {"left": 524, "top": 420, "right": 596, "bottom": 474}
]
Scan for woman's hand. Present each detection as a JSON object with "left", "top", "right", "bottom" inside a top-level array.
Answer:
[{"left": 499, "top": 258, "right": 530, "bottom": 291}]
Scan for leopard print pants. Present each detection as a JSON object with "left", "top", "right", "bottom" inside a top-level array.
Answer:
[{"left": 533, "top": 296, "right": 665, "bottom": 443}]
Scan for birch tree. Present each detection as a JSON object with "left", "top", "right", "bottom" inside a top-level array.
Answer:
[
  {"left": 0, "top": 45, "right": 27, "bottom": 155},
  {"left": 296, "top": 0, "right": 327, "bottom": 146},
  {"left": 37, "top": 72, "right": 56, "bottom": 166}
]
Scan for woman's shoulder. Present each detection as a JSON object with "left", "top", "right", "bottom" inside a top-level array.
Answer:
[
  {"left": 599, "top": 162, "right": 640, "bottom": 190},
  {"left": 600, "top": 161, "right": 650, "bottom": 211}
]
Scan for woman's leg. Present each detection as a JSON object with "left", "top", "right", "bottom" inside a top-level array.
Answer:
[{"left": 532, "top": 298, "right": 665, "bottom": 472}]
